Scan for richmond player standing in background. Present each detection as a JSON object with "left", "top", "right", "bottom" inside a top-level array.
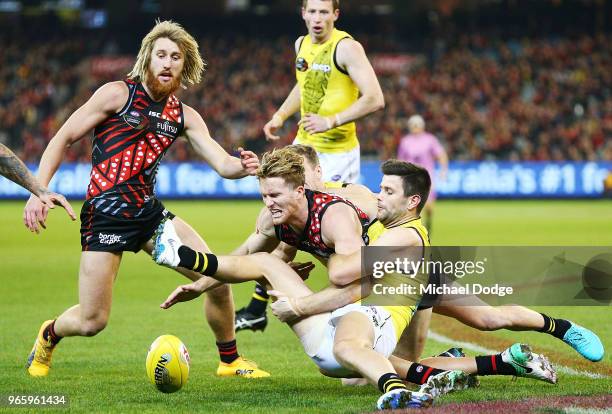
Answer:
[{"left": 263, "top": 0, "right": 384, "bottom": 183}]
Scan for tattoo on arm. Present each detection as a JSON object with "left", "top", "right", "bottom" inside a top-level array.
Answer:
[{"left": 0, "top": 144, "right": 45, "bottom": 196}]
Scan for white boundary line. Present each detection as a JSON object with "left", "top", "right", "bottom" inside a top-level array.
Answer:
[{"left": 428, "top": 331, "right": 609, "bottom": 379}]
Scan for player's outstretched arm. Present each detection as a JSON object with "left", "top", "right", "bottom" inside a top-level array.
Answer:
[
  {"left": 301, "top": 39, "right": 384, "bottom": 134},
  {"left": 0, "top": 144, "right": 76, "bottom": 225},
  {"left": 0, "top": 143, "right": 48, "bottom": 197},
  {"left": 263, "top": 36, "right": 305, "bottom": 141},
  {"left": 270, "top": 278, "right": 366, "bottom": 323},
  {"left": 23, "top": 81, "right": 128, "bottom": 233},
  {"left": 182, "top": 105, "right": 259, "bottom": 178}
]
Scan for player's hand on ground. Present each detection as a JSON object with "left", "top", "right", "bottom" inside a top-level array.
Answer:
[
  {"left": 300, "top": 113, "right": 334, "bottom": 134},
  {"left": 38, "top": 190, "right": 77, "bottom": 222},
  {"left": 237, "top": 147, "right": 259, "bottom": 175},
  {"left": 263, "top": 115, "right": 284, "bottom": 141},
  {"left": 289, "top": 261, "right": 315, "bottom": 281},
  {"left": 268, "top": 290, "right": 304, "bottom": 323},
  {"left": 160, "top": 282, "right": 205, "bottom": 309},
  {"left": 23, "top": 194, "right": 49, "bottom": 234}
]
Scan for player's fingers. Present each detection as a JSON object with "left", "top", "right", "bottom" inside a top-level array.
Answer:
[
  {"left": 42, "top": 204, "right": 50, "bottom": 221},
  {"left": 35, "top": 209, "right": 47, "bottom": 231},
  {"left": 28, "top": 211, "right": 39, "bottom": 233},
  {"left": 241, "top": 151, "right": 257, "bottom": 160},
  {"left": 161, "top": 289, "right": 181, "bottom": 308},
  {"left": 29, "top": 209, "right": 39, "bottom": 232},
  {"left": 264, "top": 129, "right": 279, "bottom": 141},
  {"left": 25, "top": 211, "right": 37, "bottom": 232},
  {"left": 58, "top": 198, "right": 77, "bottom": 220},
  {"left": 263, "top": 124, "right": 276, "bottom": 139},
  {"left": 24, "top": 210, "right": 34, "bottom": 232}
]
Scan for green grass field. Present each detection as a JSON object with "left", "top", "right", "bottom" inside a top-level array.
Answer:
[{"left": 0, "top": 200, "right": 610, "bottom": 413}]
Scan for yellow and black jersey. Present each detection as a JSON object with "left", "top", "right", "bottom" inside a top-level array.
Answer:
[
  {"left": 366, "top": 218, "right": 430, "bottom": 339},
  {"left": 295, "top": 28, "right": 359, "bottom": 154}
]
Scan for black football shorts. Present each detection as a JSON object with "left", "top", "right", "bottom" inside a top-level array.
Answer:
[{"left": 80, "top": 198, "right": 175, "bottom": 252}]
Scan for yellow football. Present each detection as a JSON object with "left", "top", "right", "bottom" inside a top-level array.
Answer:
[{"left": 145, "top": 335, "right": 190, "bottom": 393}]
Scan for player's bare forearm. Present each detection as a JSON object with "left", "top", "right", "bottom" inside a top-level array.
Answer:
[
  {"left": 276, "top": 83, "right": 301, "bottom": 121},
  {"left": 332, "top": 39, "right": 384, "bottom": 127},
  {"left": 36, "top": 137, "right": 70, "bottom": 186},
  {"left": 298, "top": 280, "right": 363, "bottom": 316},
  {"left": 328, "top": 251, "right": 362, "bottom": 285},
  {"left": 217, "top": 155, "right": 250, "bottom": 179},
  {"left": 230, "top": 231, "right": 279, "bottom": 255},
  {"left": 0, "top": 144, "right": 45, "bottom": 196},
  {"left": 333, "top": 93, "right": 384, "bottom": 127}
]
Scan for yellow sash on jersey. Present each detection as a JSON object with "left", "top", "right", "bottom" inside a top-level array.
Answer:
[
  {"left": 295, "top": 28, "right": 359, "bottom": 154},
  {"left": 367, "top": 218, "right": 430, "bottom": 340}
]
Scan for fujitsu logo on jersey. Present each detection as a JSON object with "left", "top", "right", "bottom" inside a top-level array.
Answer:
[{"left": 156, "top": 120, "right": 178, "bottom": 135}]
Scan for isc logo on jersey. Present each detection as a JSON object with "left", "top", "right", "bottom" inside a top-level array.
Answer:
[{"left": 145, "top": 335, "right": 190, "bottom": 393}]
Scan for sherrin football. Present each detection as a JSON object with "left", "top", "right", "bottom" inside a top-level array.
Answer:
[{"left": 146, "top": 335, "right": 190, "bottom": 393}]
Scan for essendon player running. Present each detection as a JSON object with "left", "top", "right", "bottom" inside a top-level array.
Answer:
[{"left": 23, "top": 20, "right": 269, "bottom": 378}]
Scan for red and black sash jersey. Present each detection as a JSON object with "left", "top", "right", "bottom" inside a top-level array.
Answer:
[
  {"left": 86, "top": 80, "right": 184, "bottom": 217},
  {"left": 274, "top": 189, "right": 370, "bottom": 259}
]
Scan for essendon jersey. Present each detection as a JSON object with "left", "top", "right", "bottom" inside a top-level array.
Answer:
[
  {"left": 86, "top": 80, "right": 184, "bottom": 217},
  {"left": 274, "top": 189, "right": 370, "bottom": 259}
]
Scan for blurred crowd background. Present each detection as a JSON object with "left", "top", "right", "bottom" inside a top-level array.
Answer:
[{"left": 1, "top": 0, "right": 610, "bottom": 164}]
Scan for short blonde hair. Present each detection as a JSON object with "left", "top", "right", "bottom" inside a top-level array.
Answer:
[
  {"left": 287, "top": 144, "right": 319, "bottom": 167},
  {"left": 257, "top": 148, "right": 305, "bottom": 189},
  {"left": 127, "top": 20, "right": 205, "bottom": 87}
]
